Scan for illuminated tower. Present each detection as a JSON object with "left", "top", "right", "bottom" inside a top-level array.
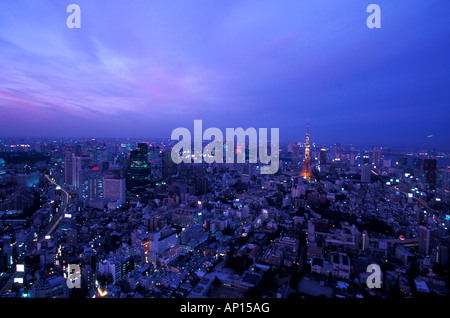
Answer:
[{"left": 300, "top": 121, "right": 313, "bottom": 182}]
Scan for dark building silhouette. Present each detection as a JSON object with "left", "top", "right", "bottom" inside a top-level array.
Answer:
[
  {"left": 423, "top": 158, "right": 437, "bottom": 188},
  {"left": 319, "top": 148, "right": 327, "bottom": 165},
  {"left": 162, "top": 151, "right": 177, "bottom": 179},
  {"left": 372, "top": 148, "right": 381, "bottom": 165},
  {"left": 126, "top": 143, "right": 151, "bottom": 195}
]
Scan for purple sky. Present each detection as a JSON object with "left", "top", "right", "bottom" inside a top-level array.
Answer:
[{"left": 0, "top": 0, "right": 449, "bottom": 149}]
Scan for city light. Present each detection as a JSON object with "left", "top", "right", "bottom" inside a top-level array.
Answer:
[
  {"left": 97, "top": 287, "right": 108, "bottom": 297},
  {"left": 0, "top": 1, "right": 447, "bottom": 306}
]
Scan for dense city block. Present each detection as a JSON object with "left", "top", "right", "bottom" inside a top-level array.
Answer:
[{"left": 0, "top": 137, "right": 449, "bottom": 298}]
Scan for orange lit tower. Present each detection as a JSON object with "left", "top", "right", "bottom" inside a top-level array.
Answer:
[{"left": 300, "top": 121, "right": 313, "bottom": 182}]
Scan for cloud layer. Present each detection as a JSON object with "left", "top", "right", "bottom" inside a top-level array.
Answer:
[{"left": 0, "top": 0, "right": 449, "bottom": 149}]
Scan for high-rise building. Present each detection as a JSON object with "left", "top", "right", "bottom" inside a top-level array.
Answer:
[
  {"left": 399, "top": 157, "right": 408, "bottom": 167},
  {"left": 74, "top": 143, "right": 83, "bottom": 156},
  {"left": 443, "top": 167, "right": 450, "bottom": 190},
  {"left": 126, "top": 143, "right": 151, "bottom": 195},
  {"left": 196, "top": 175, "right": 208, "bottom": 195},
  {"left": 0, "top": 157, "right": 5, "bottom": 185},
  {"left": 72, "top": 155, "right": 93, "bottom": 189},
  {"left": 162, "top": 150, "right": 177, "bottom": 179},
  {"left": 413, "top": 158, "right": 423, "bottom": 170},
  {"left": 362, "top": 230, "right": 369, "bottom": 251},
  {"left": 64, "top": 154, "right": 73, "bottom": 185},
  {"left": 418, "top": 225, "right": 435, "bottom": 256},
  {"left": 372, "top": 148, "right": 381, "bottom": 166},
  {"left": 437, "top": 244, "right": 449, "bottom": 266},
  {"left": 292, "top": 143, "right": 299, "bottom": 165},
  {"left": 103, "top": 169, "right": 126, "bottom": 204},
  {"left": 423, "top": 158, "right": 437, "bottom": 187},
  {"left": 361, "top": 164, "right": 371, "bottom": 183},
  {"left": 319, "top": 148, "right": 327, "bottom": 165},
  {"left": 307, "top": 220, "right": 315, "bottom": 243},
  {"left": 149, "top": 145, "right": 161, "bottom": 162},
  {"left": 334, "top": 143, "right": 341, "bottom": 159},
  {"left": 349, "top": 152, "right": 355, "bottom": 166},
  {"left": 300, "top": 122, "right": 313, "bottom": 182},
  {"left": 66, "top": 228, "right": 77, "bottom": 246},
  {"left": 79, "top": 167, "right": 103, "bottom": 201}
]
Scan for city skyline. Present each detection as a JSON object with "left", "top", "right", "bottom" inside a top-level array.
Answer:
[{"left": 0, "top": 1, "right": 449, "bottom": 150}]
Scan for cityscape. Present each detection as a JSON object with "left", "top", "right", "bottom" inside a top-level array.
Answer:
[
  {"left": 0, "top": 0, "right": 449, "bottom": 307},
  {"left": 0, "top": 128, "right": 449, "bottom": 299}
]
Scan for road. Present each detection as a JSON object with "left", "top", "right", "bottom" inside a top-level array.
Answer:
[
  {"left": 40, "top": 174, "right": 71, "bottom": 239},
  {"left": 372, "top": 169, "right": 441, "bottom": 216},
  {"left": 392, "top": 185, "right": 440, "bottom": 215},
  {"left": 0, "top": 175, "right": 72, "bottom": 295}
]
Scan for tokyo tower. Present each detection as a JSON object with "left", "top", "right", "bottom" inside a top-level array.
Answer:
[{"left": 300, "top": 121, "right": 313, "bottom": 182}]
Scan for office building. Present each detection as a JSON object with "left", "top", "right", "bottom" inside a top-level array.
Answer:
[
  {"left": 64, "top": 155, "right": 73, "bottom": 185},
  {"left": 423, "top": 158, "right": 437, "bottom": 187},
  {"left": 361, "top": 164, "right": 371, "bottom": 183},
  {"left": 72, "top": 155, "right": 93, "bottom": 189},
  {"left": 163, "top": 150, "right": 177, "bottom": 179},
  {"left": 418, "top": 225, "right": 435, "bottom": 256},
  {"left": 126, "top": 143, "right": 151, "bottom": 194},
  {"left": 29, "top": 275, "right": 69, "bottom": 298},
  {"left": 319, "top": 148, "right": 327, "bottom": 165},
  {"left": 103, "top": 169, "right": 126, "bottom": 204},
  {"left": 79, "top": 167, "right": 103, "bottom": 201},
  {"left": 292, "top": 143, "right": 299, "bottom": 165},
  {"left": 372, "top": 148, "right": 381, "bottom": 165}
]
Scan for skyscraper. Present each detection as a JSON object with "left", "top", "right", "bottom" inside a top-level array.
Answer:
[
  {"left": 64, "top": 154, "right": 73, "bottom": 185},
  {"left": 72, "top": 155, "right": 93, "bottom": 189},
  {"left": 292, "top": 143, "right": 299, "bottom": 165},
  {"left": 80, "top": 166, "right": 103, "bottom": 201},
  {"left": 349, "top": 151, "right": 355, "bottom": 166},
  {"left": 300, "top": 121, "right": 313, "bottom": 182},
  {"left": 443, "top": 167, "right": 450, "bottom": 191},
  {"left": 361, "top": 164, "right": 371, "bottom": 183},
  {"left": 418, "top": 225, "right": 432, "bottom": 256},
  {"left": 162, "top": 150, "right": 177, "bottom": 179},
  {"left": 319, "top": 148, "right": 327, "bottom": 165},
  {"left": 103, "top": 169, "right": 126, "bottom": 204},
  {"left": 372, "top": 148, "right": 381, "bottom": 166},
  {"left": 423, "top": 158, "right": 437, "bottom": 187},
  {"left": 126, "top": 143, "right": 151, "bottom": 195}
]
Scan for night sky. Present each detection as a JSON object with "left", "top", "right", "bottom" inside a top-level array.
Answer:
[{"left": 0, "top": 0, "right": 449, "bottom": 149}]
